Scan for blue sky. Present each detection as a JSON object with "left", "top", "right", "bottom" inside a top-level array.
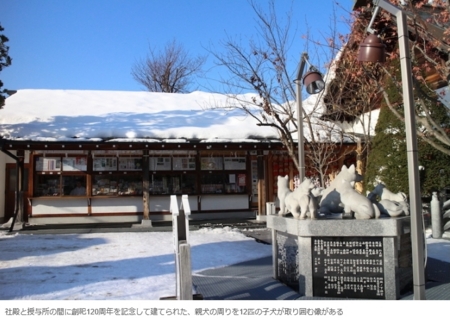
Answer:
[{"left": 2, "top": 0, "right": 353, "bottom": 93}]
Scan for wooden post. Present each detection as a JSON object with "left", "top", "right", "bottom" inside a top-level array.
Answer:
[
  {"left": 17, "top": 154, "right": 25, "bottom": 224},
  {"left": 257, "top": 154, "right": 265, "bottom": 215},
  {"left": 142, "top": 151, "right": 150, "bottom": 220},
  {"left": 355, "top": 139, "right": 364, "bottom": 193}
]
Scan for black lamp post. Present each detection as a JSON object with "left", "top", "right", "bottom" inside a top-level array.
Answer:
[{"left": 295, "top": 53, "right": 325, "bottom": 180}]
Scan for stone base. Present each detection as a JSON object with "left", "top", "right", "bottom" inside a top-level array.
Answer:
[
  {"left": 139, "top": 219, "right": 153, "bottom": 227},
  {"left": 268, "top": 215, "right": 413, "bottom": 300},
  {"left": 0, "top": 218, "right": 24, "bottom": 231}
]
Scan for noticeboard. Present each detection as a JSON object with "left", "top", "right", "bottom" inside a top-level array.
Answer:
[
  {"left": 312, "top": 236, "right": 385, "bottom": 299},
  {"left": 224, "top": 157, "right": 246, "bottom": 170},
  {"left": 62, "top": 157, "right": 87, "bottom": 171},
  {"left": 93, "top": 157, "right": 117, "bottom": 171}
]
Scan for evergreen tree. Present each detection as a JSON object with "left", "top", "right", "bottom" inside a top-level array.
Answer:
[
  {"left": 365, "top": 65, "right": 450, "bottom": 197},
  {"left": 364, "top": 103, "right": 409, "bottom": 195},
  {"left": 418, "top": 138, "right": 450, "bottom": 197},
  {"left": 1, "top": 24, "right": 13, "bottom": 108},
  {"left": 414, "top": 68, "right": 450, "bottom": 196}
]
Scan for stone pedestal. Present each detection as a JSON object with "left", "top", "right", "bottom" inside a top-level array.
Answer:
[{"left": 267, "top": 215, "right": 412, "bottom": 300}]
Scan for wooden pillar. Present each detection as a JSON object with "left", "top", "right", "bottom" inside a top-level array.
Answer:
[
  {"left": 142, "top": 150, "right": 150, "bottom": 220},
  {"left": 267, "top": 153, "right": 274, "bottom": 202},
  {"left": 355, "top": 139, "right": 364, "bottom": 193},
  {"left": 17, "top": 150, "right": 25, "bottom": 224},
  {"left": 257, "top": 153, "right": 265, "bottom": 215},
  {"left": 27, "top": 152, "right": 35, "bottom": 218},
  {"left": 87, "top": 152, "right": 92, "bottom": 215},
  {"left": 289, "top": 158, "right": 295, "bottom": 190}
]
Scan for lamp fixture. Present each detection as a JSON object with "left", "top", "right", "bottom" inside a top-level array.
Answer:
[
  {"left": 303, "top": 69, "right": 325, "bottom": 94},
  {"left": 357, "top": 2, "right": 386, "bottom": 63},
  {"left": 295, "top": 52, "right": 325, "bottom": 180},
  {"left": 358, "top": 34, "right": 386, "bottom": 62}
]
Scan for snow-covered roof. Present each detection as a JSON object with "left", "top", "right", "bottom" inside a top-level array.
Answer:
[{"left": 0, "top": 89, "right": 279, "bottom": 143}]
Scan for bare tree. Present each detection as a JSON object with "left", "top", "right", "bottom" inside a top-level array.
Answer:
[
  {"left": 347, "top": 0, "right": 450, "bottom": 156},
  {"left": 388, "top": 0, "right": 450, "bottom": 156},
  {"left": 132, "top": 39, "right": 206, "bottom": 93},
  {"left": 208, "top": 0, "right": 360, "bottom": 186},
  {"left": 319, "top": 10, "right": 387, "bottom": 178}
]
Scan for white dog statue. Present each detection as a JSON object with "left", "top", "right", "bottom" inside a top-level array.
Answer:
[
  {"left": 368, "top": 190, "right": 409, "bottom": 217},
  {"left": 277, "top": 175, "right": 317, "bottom": 219},
  {"left": 319, "top": 164, "right": 363, "bottom": 215},
  {"left": 375, "top": 199, "right": 410, "bottom": 217},
  {"left": 277, "top": 175, "right": 291, "bottom": 216},
  {"left": 285, "top": 178, "right": 318, "bottom": 219},
  {"left": 371, "top": 183, "right": 407, "bottom": 202},
  {"left": 340, "top": 178, "right": 380, "bottom": 219},
  {"left": 367, "top": 184, "right": 409, "bottom": 217}
]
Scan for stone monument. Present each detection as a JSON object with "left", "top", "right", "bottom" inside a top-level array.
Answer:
[{"left": 269, "top": 165, "right": 413, "bottom": 299}]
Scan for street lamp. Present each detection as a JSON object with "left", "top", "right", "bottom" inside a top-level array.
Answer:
[
  {"left": 295, "top": 53, "right": 325, "bottom": 181},
  {"left": 354, "top": 0, "right": 426, "bottom": 299}
]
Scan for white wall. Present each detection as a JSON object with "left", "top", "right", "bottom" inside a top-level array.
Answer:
[
  {"left": 149, "top": 195, "right": 198, "bottom": 212},
  {"left": 91, "top": 197, "right": 143, "bottom": 214},
  {"left": 201, "top": 194, "right": 249, "bottom": 211},
  {"left": 32, "top": 198, "right": 89, "bottom": 214}
]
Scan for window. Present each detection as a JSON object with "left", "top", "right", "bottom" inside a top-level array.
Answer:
[
  {"left": 91, "top": 155, "right": 143, "bottom": 196},
  {"left": 201, "top": 157, "right": 223, "bottom": 170},
  {"left": 32, "top": 151, "right": 249, "bottom": 198},
  {"left": 200, "top": 155, "right": 247, "bottom": 194},
  {"left": 173, "top": 157, "right": 196, "bottom": 171},
  {"left": 34, "top": 155, "right": 87, "bottom": 197},
  {"left": 150, "top": 173, "right": 196, "bottom": 195},
  {"left": 148, "top": 154, "right": 197, "bottom": 195},
  {"left": 34, "top": 175, "right": 61, "bottom": 196},
  {"left": 93, "top": 157, "right": 117, "bottom": 171},
  {"left": 64, "top": 176, "right": 87, "bottom": 196},
  {"left": 224, "top": 157, "right": 246, "bottom": 170},
  {"left": 92, "top": 173, "right": 143, "bottom": 196},
  {"left": 201, "top": 172, "right": 226, "bottom": 193},
  {"left": 149, "top": 157, "right": 171, "bottom": 171},
  {"left": 62, "top": 157, "right": 87, "bottom": 171},
  {"left": 118, "top": 157, "right": 142, "bottom": 171}
]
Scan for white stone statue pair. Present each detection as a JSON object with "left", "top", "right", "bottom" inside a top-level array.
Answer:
[
  {"left": 277, "top": 175, "right": 318, "bottom": 219},
  {"left": 368, "top": 183, "right": 409, "bottom": 217},
  {"left": 319, "top": 165, "right": 410, "bottom": 219},
  {"left": 277, "top": 164, "right": 409, "bottom": 220}
]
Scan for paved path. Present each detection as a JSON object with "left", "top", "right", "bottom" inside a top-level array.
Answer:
[{"left": 194, "top": 228, "right": 450, "bottom": 300}]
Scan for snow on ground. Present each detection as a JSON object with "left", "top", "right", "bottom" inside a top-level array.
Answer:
[
  {"left": 424, "top": 229, "right": 450, "bottom": 264},
  {"left": 0, "top": 226, "right": 448, "bottom": 300},
  {"left": 0, "top": 227, "right": 271, "bottom": 300}
]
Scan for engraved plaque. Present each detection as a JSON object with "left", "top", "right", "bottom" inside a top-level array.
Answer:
[
  {"left": 276, "top": 231, "right": 299, "bottom": 291},
  {"left": 312, "top": 237, "right": 385, "bottom": 299}
]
